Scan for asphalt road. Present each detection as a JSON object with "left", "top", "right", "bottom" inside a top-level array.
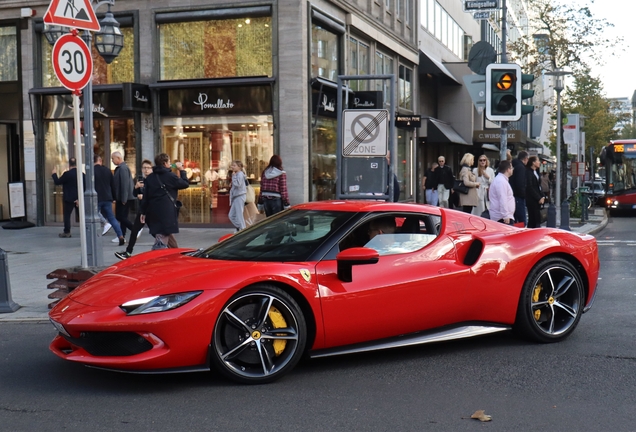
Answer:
[{"left": 1, "top": 217, "right": 635, "bottom": 432}]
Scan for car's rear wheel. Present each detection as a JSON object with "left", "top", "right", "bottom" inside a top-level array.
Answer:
[
  {"left": 211, "top": 285, "right": 306, "bottom": 384},
  {"left": 514, "top": 257, "right": 584, "bottom": 343}
]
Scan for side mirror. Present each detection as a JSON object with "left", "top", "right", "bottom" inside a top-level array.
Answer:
[{"left": 336, "top": 247, "right": 380, "bottom": 282}]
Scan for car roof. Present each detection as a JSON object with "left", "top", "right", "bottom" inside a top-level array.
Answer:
[{"left": 293, "top": 200, "right": 443, "bottom": 216}]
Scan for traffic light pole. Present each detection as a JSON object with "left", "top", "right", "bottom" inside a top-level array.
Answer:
[{"left": 500, "top": 0, "right": 508, "bottom": 164}]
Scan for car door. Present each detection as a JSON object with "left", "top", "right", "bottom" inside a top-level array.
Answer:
[{"left": 314, "top": 214, "right": 471, "bottom": 349}]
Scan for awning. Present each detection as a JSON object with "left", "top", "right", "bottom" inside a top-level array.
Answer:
[
  {"left": 482, "top": 144, "right": 500, "bottom": 152},
  {"left": 428, "top": 118, "right": 469, "bottom": 145},
  {"left": 418, "top": 50, "right": 461, "bottom": 85}
]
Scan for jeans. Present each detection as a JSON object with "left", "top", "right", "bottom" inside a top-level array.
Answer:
[
  {"left": 425, "top": 189, "right": 438, "bottom": 206},
  {"left": 263, "top": 197, "right": 283, "bottom": 216},
  {"left": 514, "top": 197, "right": 527, "bottom": 226},
  {"left": 437, "top": 185, "right": 450, "bottom": 208},
  {"left": 98, "top": 201, "right": 123, "bottom": 237}
]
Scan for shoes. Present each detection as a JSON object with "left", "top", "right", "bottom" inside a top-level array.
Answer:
[
  {"left": 136, "top": 228, "right": 143, "bottom": 239},
  {"left": 58, "top": 232, "right": 71, "bottom": 238},
  {"left": 118, "top": 237, "right": 126, "bottom": 246},
  {"left": 102, "top": 223, "right": 112, "bottom": 235},
  {"left": 114, "top": 250, "right": 131, "bottom": 260},
  {"left": 111, "top": 237, "right": 120, "bottom": 243}
]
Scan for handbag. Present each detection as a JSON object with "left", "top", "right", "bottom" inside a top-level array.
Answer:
[
  {"left": 151, "top": 236, "right": 168, "bottom": 250},
  {"left": 480, "top": 196, "right": 490, "bottom": 219},
  {"left": 454, "top": 179, "right": 469, "bottom": 194},
  {"left": 157, "top": 174, "right": 182, "bottom": 214},
  {"left": 244, "top": 178, "right": 255, "bottom": 204}
]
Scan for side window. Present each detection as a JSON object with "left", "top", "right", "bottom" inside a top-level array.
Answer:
[{"left": 339, "top": 213, "right": 439, "bottom": 255}]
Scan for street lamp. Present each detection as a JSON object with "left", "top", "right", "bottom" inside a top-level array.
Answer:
[
  {"left": 545, "top": 68, "right": 572, "bottom": 230},
  {"left": 45, "top": 0, "right": 123, "bottom": 267}
]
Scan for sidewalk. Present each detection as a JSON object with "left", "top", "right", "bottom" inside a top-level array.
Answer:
[
  {"left": 0, "top": 225, "right": 234, "bottom": 322},
  {"left": 0, "top": 209, "right": 608, "bottom": 322}
]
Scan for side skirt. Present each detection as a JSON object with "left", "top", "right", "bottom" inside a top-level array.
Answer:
[{"left": 309, "top": 324, "right": 511, "bottom": 359}]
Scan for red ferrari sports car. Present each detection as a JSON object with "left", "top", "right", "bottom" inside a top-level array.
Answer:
[{"left": 49, "top": 201, "right": 600, "bottom": 384}]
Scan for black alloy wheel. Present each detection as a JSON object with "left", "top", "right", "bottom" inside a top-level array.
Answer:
[
  {"left": 211, "top": 285, "right": 307, "bottom": 384},
  {"left": 514, "top": 257, "right": 584, "bottom": 343}
]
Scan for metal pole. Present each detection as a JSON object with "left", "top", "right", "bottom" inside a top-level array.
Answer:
[
  {"left": 82, "top": 31, "right": 103, "bottom": 267},
  {"left": 0, "top": 249, "right": 20, "bottom": 313},
  {"left": 499, "top": 0, "right": 508, "bottom": 165},
  {"left": 555, "top": 88, "right": 561, "bottom": 220},
  {"left": 73, "top": 93, "right": 88, "bottom": 267}
]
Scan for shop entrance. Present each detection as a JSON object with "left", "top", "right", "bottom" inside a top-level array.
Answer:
[{"left": 0, "top": 123, "right": 19, "bottom": 220}]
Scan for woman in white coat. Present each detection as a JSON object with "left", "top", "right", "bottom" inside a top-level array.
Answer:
[{"left": 472, "top": 155, "right": 495, "bottom": 217}]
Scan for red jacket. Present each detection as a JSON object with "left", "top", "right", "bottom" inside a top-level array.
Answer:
[{"left": 258, "top": 167, "right": 289, "bottom": 206}]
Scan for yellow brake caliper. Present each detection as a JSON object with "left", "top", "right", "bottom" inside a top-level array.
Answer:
[
  {"left": 268, "top": 306, "right": 287, "bottom": 356},
  {"left": 533, "top": 283, "right": 543, "bottom": 321}
]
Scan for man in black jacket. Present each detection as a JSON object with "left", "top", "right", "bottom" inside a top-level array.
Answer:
[
  {"left": 509, "top": 151, "right": 529, "bottom": 226},
  {"left": 434, "top": 156, "right": 454, "bottom": 208},
  {"left": 94, "top": 155, "right": 125, "bottom": 245},
  {"left": 52, "top": 157, "right": 84, "bottom": 238}
]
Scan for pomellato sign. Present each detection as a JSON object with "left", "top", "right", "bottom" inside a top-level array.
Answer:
[{"left": 160, "top": 85, "right": 272, "bottom": 116}]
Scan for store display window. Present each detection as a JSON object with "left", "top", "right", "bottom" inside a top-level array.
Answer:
[{"left": 161, "top": 116, "right": 274, "bottom": 225}]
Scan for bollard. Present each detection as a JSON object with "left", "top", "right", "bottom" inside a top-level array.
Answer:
[
  {"left": 546, "top": 203, "right": 557, "bottom": 228},
  {"left": 0, "top": 249, "right": 20, "bottom": 313},
  {"left": 560, "top": 200, "right": 571, "bottom": 231}
]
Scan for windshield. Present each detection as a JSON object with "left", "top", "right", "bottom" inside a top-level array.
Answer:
[
  {"left": 195, "top": 210, "right": 356, "bottom": 261},
  {"left": 607, "top": 143, "right": 636, "bottom": 193}
]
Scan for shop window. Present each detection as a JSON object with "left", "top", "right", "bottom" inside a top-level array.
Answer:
[
  {"left": 311, "top": 24, "right": 339, "bottom": 81},
  {"left": 159, "top": 17, "right": 272, "bottom": 80},
  {"left": 160, "top": 116, "right": 274, "bottom": 224},
  {"left": 374, "top": 51, "right": 394, "bottom": 107},
  {"left": 41, "top": 27, "right": 135, "bottom": 87},
  {"left": 311, "top": 116, "right": 337, "bottom": 201},
  {"left": 0, "top": 26, "right": 17, "bottom": 81},
  {"left": 398, "top": 65, "right": 412, "bottom": 110}
]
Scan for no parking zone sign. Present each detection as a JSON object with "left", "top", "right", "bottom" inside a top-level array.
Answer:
[
  {"left": 342, "top": 109, "right": 389, "bottom": 157},
  {"left": 52, "top": 33, "right": 93, "bottom": 92}
]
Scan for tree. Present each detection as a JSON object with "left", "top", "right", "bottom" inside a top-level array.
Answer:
[
  {"left": 562, "top": 67, "right": 620, "bottom": 157},
  {"left": 508, "top": 0, "right": 623, "bottom": 78}
]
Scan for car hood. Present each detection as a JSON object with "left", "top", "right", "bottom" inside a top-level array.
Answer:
[{"left": 66, "top": 253, "right": 251, "bottom": 307}]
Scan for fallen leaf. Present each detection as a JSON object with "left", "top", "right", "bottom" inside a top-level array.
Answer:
[{"left": 471, "top": 410, "right": 492, "bottom": 422}]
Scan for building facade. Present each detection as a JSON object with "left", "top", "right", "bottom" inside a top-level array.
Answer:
[{"left": 2, "top": 0, "right": 419, "bottom": 227}]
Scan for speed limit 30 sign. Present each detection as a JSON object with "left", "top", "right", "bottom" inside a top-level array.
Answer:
[{"left": 52, "top": 33, "right": 93, "bottom": 92}]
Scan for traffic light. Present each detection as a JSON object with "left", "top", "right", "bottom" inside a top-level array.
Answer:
[
  {"left": 486, "top": 63, "right": 521, "bottom": 122},
  {"left": 520, "top": 72, "right": 535, "bottom": 115}
]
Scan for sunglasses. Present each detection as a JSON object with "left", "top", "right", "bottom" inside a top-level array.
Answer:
[{"left": 479, "top": 159, "right": 487, "bottom": 162}]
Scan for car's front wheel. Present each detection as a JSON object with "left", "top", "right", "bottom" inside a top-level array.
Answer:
[
  {"left": 514, "top": 257, "right": 584, "bottom": 343},
  {"left": 211, "top": 285, "right": 307, "bottom": 384}
]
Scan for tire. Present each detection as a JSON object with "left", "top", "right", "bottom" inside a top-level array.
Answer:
[
  {"left": 211, "top": 285, "right": 307, "bottom": 384},
  {"left": 514, "top": 257, "right": 584, "bottom": 343}
]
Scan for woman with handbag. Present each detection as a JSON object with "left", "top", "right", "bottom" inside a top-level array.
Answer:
[
  {"left": 140, "top": 153, "right": 189, "bottom": 249},
  {"left": 525, "top": 156, "right": 545, "bottom": 228},
  {"left": 472, "top": 155, "right": 495, "bottom": 217},
  {"left": 228, "top": 160, "right": 247, "bottom": 231},
  {"left": 458, "top": 153, "right": 480, "bottom": 213},
  {"left": 257, "top": 155, "right": 290, "bottom": 216}
]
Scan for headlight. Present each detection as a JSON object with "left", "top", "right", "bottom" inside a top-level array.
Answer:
[{"left": 120, "top": 291, "right": 203, "bottom": 315}]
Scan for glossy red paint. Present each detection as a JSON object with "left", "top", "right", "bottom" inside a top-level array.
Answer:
[{"left": 48, "top": 201, "right": 599, "bottom": 379}]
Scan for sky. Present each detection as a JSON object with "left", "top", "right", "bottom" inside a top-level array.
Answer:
[{"left": 585, "top": 0, "right": 635, "bottom": 99}]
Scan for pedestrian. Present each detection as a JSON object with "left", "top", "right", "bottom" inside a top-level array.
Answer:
[
  {"left": 114, "top": 159, "right": 153, "bottom": 259},
  {"left": 111, "top": 151, "right": 135, "bottom": 242},
  {"left": 489, "top": 160, "right": 516, "bottom": 225},
  {"left": 51, "top": 157, "right": 84, "bottom": 238},
  {"left": 93, "top": 155, "right": 125, "bottom": 245},
  {"left": 472, "top": 155, "right": 494, "bottom": 216},
  {"left": 525, "top": 156, "right": 546, "bottom": 228},
  {"left": 423, "top": 162, "right": 438, "bottom": 206},
  {"left": 458, "top": 153, "right": 480, "bottom": 213},
  {"left": 140, "top": 153, "right": 189, "bottom": 248},
  {"left": 386, "top": 151, "right": 401, "bottom": 202},
  {"left": 510, "top": 151, "right": 529, "bottom": 226},
  {"left": 257, "top": 155, "right": 290, "bottom": 216},
  {"left": 434, "top": 155, "right": 454, "bottom": 208},
  {"left": 541, "top": 171, "right": 551, "bottom": 203},
  {"left": 229, "top": 160, "right": 247, "bottom": 231}
]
